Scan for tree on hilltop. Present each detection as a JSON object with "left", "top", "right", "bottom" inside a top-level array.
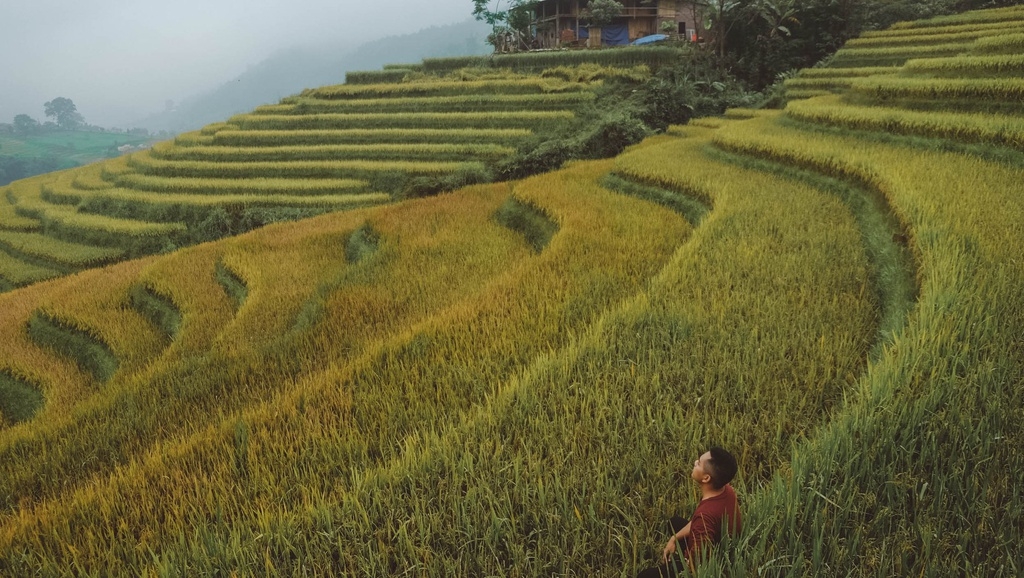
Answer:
[
  {"left": 44, "top": 97, "right": 85, "bottom": 131},
  {"left": 13, "top": 114, "right": 40, "bottom": 137}
]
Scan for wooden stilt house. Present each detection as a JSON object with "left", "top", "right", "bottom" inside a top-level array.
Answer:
[{"left": 532, "top": 0, "right": 700, "bottom": 48}]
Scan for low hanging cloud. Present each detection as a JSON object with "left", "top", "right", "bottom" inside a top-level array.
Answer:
[{"left": 0, "top": 0, "right": 473, "bottom": 127}]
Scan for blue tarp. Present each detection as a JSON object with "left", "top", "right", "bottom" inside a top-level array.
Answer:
[
  {"left": 601, "top": 24, "right": 630, "bottom": 46},
  {"left": 632, "top": 34, "right": 668, "bottom": 45},
  {"left": 575, "top": 23, "right": 630, "bottom": 44}
]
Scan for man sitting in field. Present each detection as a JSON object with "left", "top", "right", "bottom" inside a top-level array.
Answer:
[{"left": 636, "top": 447, "right": 742, "bottom": 577}]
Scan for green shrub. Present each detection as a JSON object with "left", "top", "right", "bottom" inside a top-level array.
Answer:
[
  {"left": 629, "top": 75, "right": 696, "bottom": 131},
  {"left": 577, "top": 110, "right": 652, "bottom": 158},
  {"left": 495, "top": 138, "right": 577, "bottom": 181},
  {"left": 401, "top": 163, "right": 494, "bottom": 199},
  {"left": 194, "top": 207, "right": 233, "bottom": 243}
]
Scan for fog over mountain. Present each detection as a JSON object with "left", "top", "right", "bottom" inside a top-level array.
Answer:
[
  {"left": 134, "top": 19, "right": 491, "bottom": 134},
  {"left": 0, "top": 0, "right": 479, "bottom": 129}
]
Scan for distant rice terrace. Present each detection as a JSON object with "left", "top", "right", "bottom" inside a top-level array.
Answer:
[{"left": 0, "top": 48, "right": 690, "bottom": 292}]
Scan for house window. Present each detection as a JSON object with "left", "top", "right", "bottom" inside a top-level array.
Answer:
[{"left": 678, "top": 21, "right": 686, "bottom": 34}]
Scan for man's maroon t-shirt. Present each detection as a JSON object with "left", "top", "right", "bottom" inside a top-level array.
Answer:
[{"left": 685, "top": 484, "right": 741, "bottom": 561}]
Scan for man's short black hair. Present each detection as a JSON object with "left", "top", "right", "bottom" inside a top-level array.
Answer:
[{"left": 706, "top": 447, "right": 738, "bottom": 489}]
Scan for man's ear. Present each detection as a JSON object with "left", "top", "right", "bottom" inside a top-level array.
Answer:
[{"left": 701, "top": 473, "right": 712, "bottom": 485}]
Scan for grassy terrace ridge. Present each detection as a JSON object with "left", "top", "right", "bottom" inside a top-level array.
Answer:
[
  {"left": 0, "top": 371, "right": 44, "bottom": 426},
  {"left": 831, "top": 41, "right": 971, "bottom": 64},
  {"left": 215, "top": 259, "right": 248, "bottom": 311},
  {"left": 784, "top": 76, "right": 859, "bottom": 92},
  {"left": 970, "top": 32, "right": 1024, "bottom": 55},
  {"left": 21, "top": 204, "right": 185, "bottom": 241},
  {"left": 225, "top": 110, "right": 576, "bottom": 130},
  {"left": 888, "top": 3, "right": 1024, "bottom": 29},
  {"left": 417, "top": 45, "right": 689, "bottom": 74},
  {"left": 842, "top": 26, "right": 1020, "bottom": 48},
  {"left": 83, "top": 189, "right": 389, "bottom": 208},
  {"left": 27, "top": 310, "right": 120, "bottom": 384},
  {"left": 1, "top": 6, "right": 1023, "bottom": 574},
  {"left": 786, "top": 94, "right": 1024, "bottom": 150},
  {"left": 0, "top": 251, "right": 60, "bottom": 287},
  {"left": 859, "top": 17, "right": 1024, "bottom": 37},
  {"left": 849, "top": 75, "right": 1024, "bottom": 102},
  {"left": 128, "top": 283, "right": 182, "bottom": 342},
  {"left": 0, "top": 195, "right": 40, "bottom": 232},
  {"left": 299, "top": 77, "right": 594, "bottom": 99},
  {"left": 825, "top": 22, "right": 1024, "bottom": 68},
  {"left": 902, "top": 53, "right": 1024, "bottom": 77},
  {"left": 70, "top": 164, "right": 115, "bottom": 191},
  {"left": 0, "top": 230, "right": 123, "bottom": 269},
  {"left": 124, "top": 155, "right": 484, "bottom": 179},
  {"left": 208, "top": 128, "right": 534, "bottom": 146},
  {"left": 149, "top": 143, "right": 517, "bottom": 163},
  {"left": 794, "top": 66, "right": 901, "bottom": 78},
  {"left": 250, "top": 92, "right": 597, "bottom": 114},
  {"left": 107, "top": 176, "right": 373, "bottom": 195}
]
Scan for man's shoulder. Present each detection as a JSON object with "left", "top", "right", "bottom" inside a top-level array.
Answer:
[
  {"left": 704, "top": 484, "right": 738, "bottom": 504},
  {"left": 720, "top": 484, "right": 737, "bottom": 502},
  {"left": 692, "top": 485, "right": 741, "bottom": 536},
  {"left": 694, "top": 485, "right": 738, "bottom": 519}
]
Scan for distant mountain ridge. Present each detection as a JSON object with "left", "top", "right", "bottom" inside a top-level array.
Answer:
[{"left": 136, "top": 18, "right": 491, "bottom": 133}]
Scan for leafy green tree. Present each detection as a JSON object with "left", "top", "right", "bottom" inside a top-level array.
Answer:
[
  {"left": 13, "top": 114, "right": 40, "bottom": 137},
  {"left": 584, "top": 0, "right": 625, "bottom": 26},
  {"left": 472, "top": 0, "right": 538, "bottom": 50},
  {"left": 472, "top": 0, "right": 538, "bottom": 30},
  {"left": 703, "top": 0, "right": 748, "bottom": 58},
  {"left": 44, "top": 97, "right": 84, "bottom": 131},
  {"left": 751, "top": 0, "right": 799, "bottom": 38},
  {"left": 473, "top": 0, "right": 511, "bottom": 25}
]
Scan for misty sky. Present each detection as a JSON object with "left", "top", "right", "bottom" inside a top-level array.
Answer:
[{"left": 0, "top": 0, "right": 474, "bottom": 128}]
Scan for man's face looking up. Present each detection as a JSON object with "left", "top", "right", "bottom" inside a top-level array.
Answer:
[{"left": 691, "top": 451, "right": 713, "bottom": 485}]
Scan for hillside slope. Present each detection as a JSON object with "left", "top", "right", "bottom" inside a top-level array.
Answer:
[
  {"left": 0, "top": 45, "right": 694, "bottom": 294},
  {"left": 0, "top": 73, "right": 604, "bottom": 292},
  {"left": 2, "top": 5, "right": 1024, "bottom": 576}
]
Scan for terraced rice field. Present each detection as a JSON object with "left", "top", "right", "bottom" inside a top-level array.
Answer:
[
  {"left": 1, "top": 5, "right": 1023, "bottom": 576},
  {"left": 0, "top": 77, "right": 595, "bottom": 292}
]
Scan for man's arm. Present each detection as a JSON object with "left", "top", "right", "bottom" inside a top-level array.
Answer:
[
  {"left": 683, "top": 512, "right": 718, "bottom": 564},
  {"left": 661, "top": 520, "right": 692, "bottom": 562}
]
